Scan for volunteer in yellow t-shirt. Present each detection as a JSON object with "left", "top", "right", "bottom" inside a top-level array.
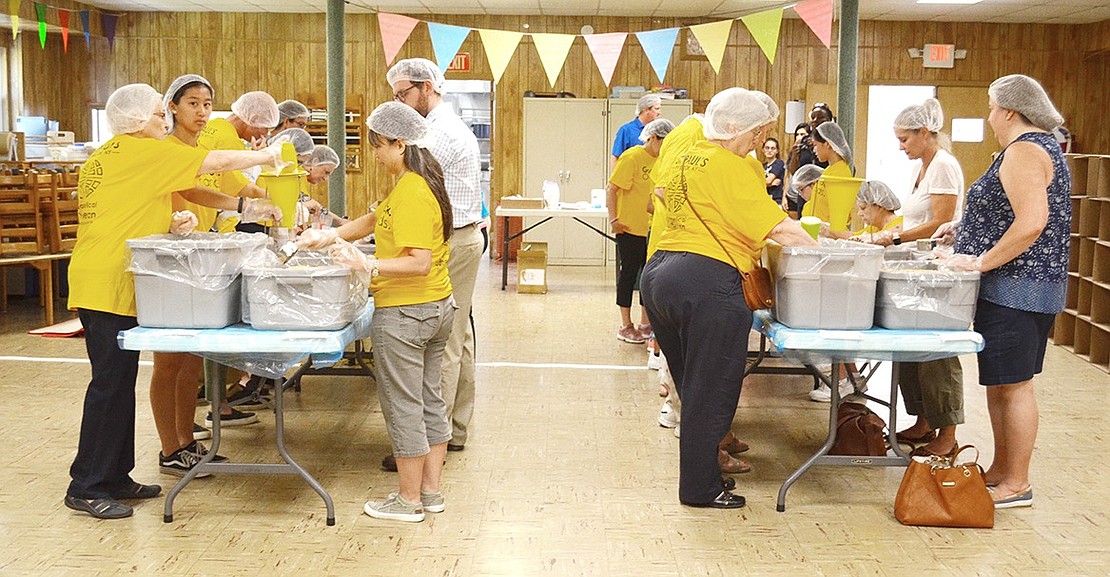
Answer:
[
  {"left": 801, "top": 121, "right": 857, "bottom": 232},
  {"left": 641, "top": 88, "right": 818, "bottom": 511},
  {"left": 197, "top": 91, "right": 278, "bottom": 232},
  {"left": 297, "top": 102, "right": 454, "bottom": 524},
  {"left": 63, "top": 84, "right": 284, "bottom": 520},
  {"left": 607, "top": 118, "right": 674, "bottom": 344},
  {"left": 824, "top": 180, "right": 904, "bottom": 241}
]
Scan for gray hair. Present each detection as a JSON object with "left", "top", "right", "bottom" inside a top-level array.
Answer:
[{"left": 637, "top": 94, "right": 662, "bottom": 115}]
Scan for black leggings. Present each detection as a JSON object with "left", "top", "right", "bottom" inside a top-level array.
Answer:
[{"left": 615, "top": 233, "right": 647, "bottom": 308}]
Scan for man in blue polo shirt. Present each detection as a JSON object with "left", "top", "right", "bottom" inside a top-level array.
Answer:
[{"left": 611, "top": 93, "right": 662, "bottom": 170}]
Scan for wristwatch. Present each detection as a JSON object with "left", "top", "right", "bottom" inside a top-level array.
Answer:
[{"left": 892, "top": 234, "right": 902, "bottom": 246}]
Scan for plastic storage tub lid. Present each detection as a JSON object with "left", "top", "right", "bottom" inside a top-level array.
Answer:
[
  {"left": 243, "top": 264, "right": 351, "bottom": 278},
  {"left": 126, "top": 231, "right": 269, "bottom": 250},
  {"left": 776, "top": 242, "right": 883, "bottom": 257},
  {"left": 880, "top": 260, "right": 981, "bottom": 280}
]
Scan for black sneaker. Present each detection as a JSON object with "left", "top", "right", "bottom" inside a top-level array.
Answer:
[
  {"left": 196, "top": 385, "right": 207, "bottom": 406},
  {"left": 204, "top": 408, "right": 258, "bottom": 428},
  {"left": 185, "top": 440, "right": 228, "bottom": 463},
  {"left": 228, "top": 383, "right": 272, "bottom": 409},
  {"left": 64, "top": 495, "right": 133, "bottom": 519},
  {"left": 159, "top": 446, "right": 211, "bottom": 478},
  {"left": 193, "top": 423, "right": 211, "bottom": 441}
]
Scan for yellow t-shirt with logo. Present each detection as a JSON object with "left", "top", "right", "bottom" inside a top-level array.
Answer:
[
  {"left": 651, "top": 116, "right": 704, "bottom": 192},
  {"left": 68, "top": 135, "right": 208, "bottom": 316},
  {"left": 167, "top": 133, "right": 220, "bottom": 232},
  {"left": 655, "top": 140, "right": 786, "bottom": 272},
  {"left": 801, "top": 160, "right": 856, "bottom": 232},
  {"left": 609, "top": 145, "right": 656, "bottom": 237},
  {"left": 372, "top": 172, "right": 452, "bottom": 307},
  {"left": 197, "top": 116, "right": 249, "bottom": 197},
  {"left": 855, "top": 215, "right": 904, "bottom": 237}
]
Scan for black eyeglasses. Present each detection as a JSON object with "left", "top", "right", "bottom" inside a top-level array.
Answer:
[{"left": 393, "top": 83, "right": 420, "bottom": 101}]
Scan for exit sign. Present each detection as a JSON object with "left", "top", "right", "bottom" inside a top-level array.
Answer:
[
  {"left": 923, "top": 44, "right": 955, "bottom": 68},
  {"left": 448, "top": 53, "right": 471, "bottom": 72}
]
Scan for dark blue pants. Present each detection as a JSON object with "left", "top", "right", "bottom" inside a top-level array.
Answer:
[
  {"left": 641, "top": 251, "right": 752, "bottom": 504},
  {"left": 68, "top": 309, "right": 140, "bottom": 499}
]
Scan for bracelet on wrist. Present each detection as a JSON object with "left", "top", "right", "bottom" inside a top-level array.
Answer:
[{"left": 237, "top": 196, "right": 245, "bottom": 213}]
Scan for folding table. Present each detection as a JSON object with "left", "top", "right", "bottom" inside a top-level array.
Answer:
[
  {"left": 749, "top": 310, "right": 984, "bottom": 511},
  {"left": 118, "top": 300, "right": 375, "bottom": 526}
]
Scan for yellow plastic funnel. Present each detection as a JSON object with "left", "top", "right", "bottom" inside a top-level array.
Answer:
[{"left": 256, "top": 143, "right": 306, "bottom": 228}]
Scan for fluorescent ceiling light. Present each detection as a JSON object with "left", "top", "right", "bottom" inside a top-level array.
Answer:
[{"left": 917, "top": 0, "right": 981, "bottom": 4}]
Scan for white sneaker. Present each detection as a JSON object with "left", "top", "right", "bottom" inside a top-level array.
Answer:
[
  {"left": 364, "top": 493, "right": 425, "bottom": 522},
  {"left": 658, "top": 399, "right": 679, "bottom": 428},
  {"left": 809, "top": 379, "right": 857, "bottom": 403},
  {"left": 647, "top": 351, "right": 663, "bottom": 370}
]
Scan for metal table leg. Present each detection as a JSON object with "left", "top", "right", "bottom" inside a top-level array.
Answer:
[{"left": 163, "top": 358, "right": 336, "bottom": 526}]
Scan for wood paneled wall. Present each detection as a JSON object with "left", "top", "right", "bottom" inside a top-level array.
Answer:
[{"left": 15, "top": 11, "right": 1109, "bottom": 217}]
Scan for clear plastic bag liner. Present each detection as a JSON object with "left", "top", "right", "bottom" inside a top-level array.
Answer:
[
  {"left": 752, "top": 309, "right": 983, "bottom": 364},
  {"left": 127, "top": 232, "right": 271, "bottom": 290},
  {"left": 766, "top": 239, "right": 884, "bottom": 281},
  {"left": 879, "top": 261, "right": 980, "bottom": 315},
  {"left": 242, "top": 251, "right": 369, "bottom": 330},
  {"left": 118, "top": 300, "right": 375, "bottom": 380}
]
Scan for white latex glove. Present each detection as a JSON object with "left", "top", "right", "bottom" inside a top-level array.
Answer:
[
  {"left": 169, "top": 210, "right": 198, "bottom": 235},
  {"left": 941, "top": 253, "right": 984, "bottom": 272},
  {"left": 297, "top": 227, "right": 339, "bottom": 250},
  {"left": 262, "top": 140, "right": 291, "bottom": 171},
  {"left": 932, "top": 220, "right": 958, "bottom": 248},
  {"left": 870, "top": 230, "right": 895, "bottom": 247},
  {"left": 328, "top": 239, "right": 373, "bottom": 272},
  {"left": 240, "top": 198, "right": 282, "bottom": 224}
]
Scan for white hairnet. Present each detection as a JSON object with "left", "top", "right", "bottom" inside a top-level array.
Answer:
[
  {"left": 792, "top": 164, "right": 824, "bottom": 190},
  {"left": 368, "top": 101, "right": 434, "bottom": 148},
  {"left": 386, "top": 58, "right": 445, "bottom": 94},
  {"left": 163, "top": 74, "right": 214, "bottom": 134},
  {"left": 857, "top": 180, "right": 901, "bottom": 211},
  {"left": 639, "top": 118, "right": 675, "bottom": 142},
  {"left": 815, "top": 122, "right": 852, "bottom": 167},
  {"left": 304, "top": 144, "right": 341, "bottom": 168},
  {"left": 277, "top": 99, "right": 310, "bottom": 123},
  {"left": 637, "top": 93, "right": 662, "bottom": 114},
  {"left": 268, "top": 128, "right": 314, "bottom": 155},
  {"left": 702, "top": 88, "right": 772, "bottom": 141},
  {"left": 893, "top": 98, "right": 943, "bottom": 133},
  {"left": 106, "top": 83, "right": 163, "bottom": 135},
  {"left": 231, "top": 91, "right": 280, "bottom": 129},
  {"left": 751, "top": 90, "right": 780, "bottom": 123},
  {"left": 988, "top": 74, "right": 1064, "bottom": 132}
]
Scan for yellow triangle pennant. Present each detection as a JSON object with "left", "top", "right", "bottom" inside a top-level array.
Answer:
[
  {"left": 741, "top": 9, "right": 784, "bottom": 64},
  {"left": 478, "top": 29, "right": 524, "bottom": 86},
  {"left": 9, "top": 0, "right": 20, "bottom": 40},
  {"left": 689, "top": 20, "right": 733, "bottom": 74},
  {"left": 530, "top": 33, "right": 576, "bottom": 87}
]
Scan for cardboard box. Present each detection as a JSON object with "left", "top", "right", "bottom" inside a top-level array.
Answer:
[
  {"left": 500, "top": 196, "right": 546, "bottom": 209},
  {"left": 518, "top": 242, "right": 548, "bottom": 294}
]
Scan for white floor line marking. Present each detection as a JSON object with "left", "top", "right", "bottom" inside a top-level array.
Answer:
[
  {"left": 478, "top": 361, "right": 648, "bottom": 370},
  {"left": 0, "top": 355, "right": 153, "bottom": 366}
]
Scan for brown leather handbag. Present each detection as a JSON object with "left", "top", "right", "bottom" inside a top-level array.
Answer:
[
  {"left": 894, "top": 445, "right": 995, "bottom": 528},
  {"left": 829, "top": 401, "right": 888, "bottom": 456}
]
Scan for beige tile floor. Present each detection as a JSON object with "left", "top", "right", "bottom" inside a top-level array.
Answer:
[{"left": 1, "top": 258, "right": 1109, "bottom": 576}]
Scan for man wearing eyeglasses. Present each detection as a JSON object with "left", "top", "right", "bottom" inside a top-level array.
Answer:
[{"left": 383, "top": 58, "right": 484, "bottom": 467}]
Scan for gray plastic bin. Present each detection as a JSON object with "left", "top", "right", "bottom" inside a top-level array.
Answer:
[
  {"left": 876, "top": 261, "right": 980, "bottom": 330},
  {"left": 133, "top": 273, "right": 241, "bottom": 328},
  {"left": 765, "top": 241, "right": 884, "bottom": 329},
  {"left": 128, "top": 232, "right": 269, "bottom": 328},
  {"left": 243, "top": 262, "right": 367, "bottom": 330}
]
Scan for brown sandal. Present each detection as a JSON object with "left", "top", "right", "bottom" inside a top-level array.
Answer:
[
  {"left": 718, "top": 449, "right": 752, "bottom": 474},
  {"left": 718, "top": 431, "right": 750, "bottom": 455},
  {"left": 909, "top": 442, "right": 958, "bottom": 459},
  {"left": 895, "top": 429, "right": 936, "bottom": 445}
]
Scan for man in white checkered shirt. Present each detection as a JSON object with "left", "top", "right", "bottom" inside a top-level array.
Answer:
[{"left": 387, "top": 58, "right": 484, "bottom": 459}]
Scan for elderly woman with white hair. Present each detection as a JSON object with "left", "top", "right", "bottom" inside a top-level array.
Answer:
[
  {"left": 942, "top": 74, "right": 1071, "bottom": 509},
  {"left": 297, "top": 102, "right": 455, "bottom": 523},
  {"left": 274, "top": 99, "right": 310, "bottom": 132},
  {"left": 64, "top": 84, "right": 283, "bottom": 520},
  {"left": 641, "top": 88, "right": 818, "bottom": 509}
]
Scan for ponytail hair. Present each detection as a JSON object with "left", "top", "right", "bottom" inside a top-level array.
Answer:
[{"left": 368, "top": 129, "right": 453, "bottom": 242}]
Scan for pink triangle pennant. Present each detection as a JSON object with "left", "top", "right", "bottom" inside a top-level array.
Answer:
[
  {"left": 377, "top": 12, "right": 420, "bottom": 67},
  {"left": 583, "top": 32, "right": 627, "bottom": 87},
  {"left": 793, "top": 0, "right": 834, "bottom": 49}
]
